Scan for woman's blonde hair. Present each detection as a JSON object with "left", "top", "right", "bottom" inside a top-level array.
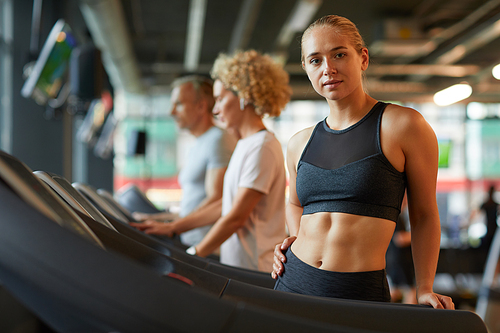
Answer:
[
  {"left": 211, "top": 50, "right": 292, "bottom": 117},
  {"left": 301, "top": 15, "right": 366, "bottom": 62}
]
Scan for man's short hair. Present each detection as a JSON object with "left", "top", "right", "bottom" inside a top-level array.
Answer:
[{"left": 171, "top": 75, "right": 215, "bottom": 112}]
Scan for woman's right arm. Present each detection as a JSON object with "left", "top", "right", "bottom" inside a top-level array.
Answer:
[
  {"left": 285, "top": 139, "right": 303, "bottom": 237},
  {"left": 132, "top": 211, "right": 179, "bottom": 222},
  {"left": 272, "top": 128, "right": 310, "bottom": 279},
  {"left": 130, "top": 198, "right": 222, "bottom": 237}
]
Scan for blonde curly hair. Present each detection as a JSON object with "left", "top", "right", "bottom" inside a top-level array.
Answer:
[{"left": 210, "top": 50, "right": 292, "bottom": 117}]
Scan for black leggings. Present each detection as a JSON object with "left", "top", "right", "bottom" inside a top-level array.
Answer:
[{"left": 274, "top": 248, "right": 391, "bottom": 302}]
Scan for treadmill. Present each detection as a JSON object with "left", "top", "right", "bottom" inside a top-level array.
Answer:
[
  {"left": 72, "top": 182, "right": 131, "bottom": 224},
  {"left": 115, "top": 182, "right": 166, "bottom": 214},
  {"left": 0, "top": 150, "right": 489, "bottom": 333},
  {"left": 0, "top": 150, "right": 376, "bottom": 333},
  {"left": 96, "top": 187, "right": 137, "bottom": 222},
  {"left": 34, "top": 171, "right": 117, "bottom": 231},
  {"left": 36, "top": 171, "right": 275, "bottom": 288},
  {"left": 476, "top": 226, "right": 500, "bottom": 332}
]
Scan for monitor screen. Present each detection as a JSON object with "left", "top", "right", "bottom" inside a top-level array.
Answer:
[
  {"left": 21, "top": 19, "right": 78, "bottom": 105},
  {"left": 438, "top": 139, "right": 452, "bottom": 168}
]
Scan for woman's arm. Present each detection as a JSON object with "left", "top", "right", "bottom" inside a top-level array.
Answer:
[
  {"left": 271, "top": 158, "right": 302, "bottom": 279},
  {"left": 285, "top": 141, "right": 303, "bottom": 237},
  {"left": 272, "top": 128, "right": 310, "bottom": 279},
  {"left": 395, "top": 107, "right": 454, "bottom": 309},
  {"left": 199, "top": 166, "right": 226, "bottom": 208},
  {"left": 132, "top": 211, "right": 178, "bottom": 222},
  {"left": 130, "top": 198, "right": 222, "bottom": 236},
  {"left": 192, "top": 187, "right": 264, "bottom": 257},
  {"left": 130, "top": 166, "right": 227, "bottom": 236}
]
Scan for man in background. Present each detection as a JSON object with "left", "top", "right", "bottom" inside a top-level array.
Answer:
[
  {"left": 134, "top": 75, "right": 236, "bottom": 246},
  {"left": 480, "top": 184, "right": 499, "bottom": 253}
]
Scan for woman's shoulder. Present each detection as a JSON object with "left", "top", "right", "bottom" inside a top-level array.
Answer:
[
  {"left": 384, "top": 102, "right": 425, "bottom": 119},
  {"left": 382, "top": 103, "right": 436, "bottom": 145},
  {"left": 383, "top": 103, "right": 430, "bottom": 131},
  {"left": 288, "top": 125, "right": 316, "bottom": 150},
  {"left": 286, "top": 125, "right": 317, "bottom": 166}
]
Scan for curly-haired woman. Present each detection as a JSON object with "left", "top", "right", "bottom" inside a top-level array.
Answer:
[{"left": 132, "top": 50, "right": 292, "bottom": 272}]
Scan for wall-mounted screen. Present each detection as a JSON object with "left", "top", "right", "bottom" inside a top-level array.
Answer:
[{"left": 21, "top": 19, "right": 77, "bottom": 105}]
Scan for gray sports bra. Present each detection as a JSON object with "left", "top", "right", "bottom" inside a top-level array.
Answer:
[{"left": 296, "top": 102, "right": 406, "bottom": 222}]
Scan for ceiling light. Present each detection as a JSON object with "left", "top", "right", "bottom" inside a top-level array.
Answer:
[
  {"left": 492, "top": 64, "right": 500, "bottom": 80},
  {"left": 433, "top": 83, "right": 472, "bottom": 106},
  {"left": 467, "top": 102, "right": 487, "bottom": 119}
]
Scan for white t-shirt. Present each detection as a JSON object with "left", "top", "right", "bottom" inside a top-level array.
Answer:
[
  {"left": 220, "top": 130, "right": 287, "bottom": 272},
  {"left": 178, "top": 126, "right": 235, "bottom": 246}
]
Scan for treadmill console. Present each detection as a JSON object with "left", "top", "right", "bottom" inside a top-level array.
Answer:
[{"left": 0, "top": 151, "right": 104, "bottom": 248}]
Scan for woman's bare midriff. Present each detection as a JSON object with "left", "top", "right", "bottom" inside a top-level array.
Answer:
[{"left": 290, "top": 212, "right": 396, "bottom": 272}]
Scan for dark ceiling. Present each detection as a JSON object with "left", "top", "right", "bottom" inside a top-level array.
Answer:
[{"left": 80, "top": 0, "right": 500, "bottom": 103}]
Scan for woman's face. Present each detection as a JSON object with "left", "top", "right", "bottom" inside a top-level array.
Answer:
[
  {"left": 212, "top": 79, "right": 242, "bottom": 131},
  {"left": 302, "top": 26, "right": 368, "bottom": 101}
]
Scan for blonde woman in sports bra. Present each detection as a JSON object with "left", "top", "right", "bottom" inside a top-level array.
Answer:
[{"left": 271, "top": 15, "right": 454, "bottom": 310}]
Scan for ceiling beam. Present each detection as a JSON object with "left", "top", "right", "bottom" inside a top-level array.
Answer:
[
  {"left": 393, "top": 0, "right": 500, "bottom": 65},
  {"left": 80, "top": 0, "right": 143, "bottom": 93},
  {"left": 282, "top": 63, "right": 480, "bottom": 77},
  {"left": 436, "top": 16, "right": 500, "bottom": 65},
  {"left": 145, "top": 62, "right": 480, "bottom": 78},
  {"left": 366, "top": 64, "right": 479, "bottom": 77},
  {"left": 228, "top": 0, "right": 264, "bottom": 53},
  {"left": 184, "top": 0, "right": 208, "bottom": 71},
  {"left": 272, "top": 0, "right": 322, "bottom": 64},
  {"left": 407, "top": 2, "right": 500, "bottom": 83},
  {"left": 130, "top": 0, "right": 146, "bottom": 37}
]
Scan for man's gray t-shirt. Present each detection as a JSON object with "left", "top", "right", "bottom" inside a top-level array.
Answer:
[{"left": 178, "top": 126, "right": 234, "bottom": 246}]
